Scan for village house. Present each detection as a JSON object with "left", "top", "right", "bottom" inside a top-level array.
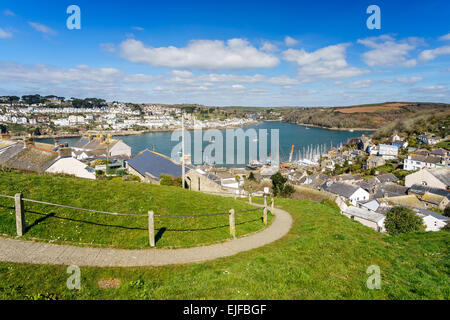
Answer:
[
  {"left": 414, "top": 209, "right": 449, "bottom": 231},
  {"left": 72, "top": 135, "right": 132, "bottom": 158},
  {"left": 405, "top": 168, "right": 450, "bottom": 189},
  {"left": 366, "top": 155, "right": 385, "bottom": 169},
  {"left": 404, "top": 155, "right": 442, "bottom": 171},
  {"left": 185, "top": 169, "right": 227, "bottom": 193},
  {"left": 342, "top": 206, "right": 386, "bottom": 232},
  {"left": 321, "top": 182, "right": 369, "bottom": 205},
  {"left": 46, "top": 153, "right": 96, "bottom": 180},
  {"left": 378, "top": 144, "right": 398, "bottom": 160},
  {"left": 418, "top": 133, "right": 441, "bottom": 145},
  {"left": 420, "top": 192, "right": 449, "bottom": 210},
  {"left": 127, "top": 149, "right": 186, "bottom": 184}
]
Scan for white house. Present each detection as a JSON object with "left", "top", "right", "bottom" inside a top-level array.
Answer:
[
  {"left": 404, "top": 155, "right": 442, "bottom": 171},
  {"left": 378, "top": 144, "right": 398, "bottom": 159},
  {"left": 342, "top": 206, "right": 386, "bottom": 232},
  {"left": 322, "top": 182, "right": 370, "bottom": 205},
  {"left": 46, "top": 157, "right": 96, "bottom": 179},
  {"left": 415, "top": 209, "right": 449, "bottom": 232}
]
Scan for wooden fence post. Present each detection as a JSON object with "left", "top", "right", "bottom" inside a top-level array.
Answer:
[
  {"left": 148, "top": 211, "right": 155, "bottom": 247},
  {"left": 229, "top": 209, "right": 236, "bottom": 239},
  {"left": 271, "top": 198, "right": 274, "bottom": 213},
  {"left": 248, "top": 193, "right": 252, "bottom": 204},
  {"left": 264, "top": 195, "right": 267, "bottom": 208},
  {"left": 263, "top": 207, "right": 268, "bottom": 225},
  {"left": 15, "top": 193, "right": 25, "bottom": 236}
]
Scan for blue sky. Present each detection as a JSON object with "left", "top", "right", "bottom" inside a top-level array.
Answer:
[{"left": 0, "top": 0, "right": 449, "bottom": 106}]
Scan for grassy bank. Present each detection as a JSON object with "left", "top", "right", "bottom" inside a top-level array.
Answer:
[
  {"left": 0, "top": 171, "right": 267, "bottom": 248},
  {"left": 0, "top": 197, "right": 448, "bottom": 299}
]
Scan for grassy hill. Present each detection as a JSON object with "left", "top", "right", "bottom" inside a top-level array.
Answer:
[
  {"left": 0, "top": 171, "right": 268, "bottom": 248},
  {"left": 283, "top": 102, "right": 450, "bottom": 131},
  {"left": 0, "top": 196, "right": 448, "bottom": 300}
]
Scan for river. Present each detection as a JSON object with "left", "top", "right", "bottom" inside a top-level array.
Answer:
[{"left": 39, "top": 122, "right": 373, "bottom": 167}]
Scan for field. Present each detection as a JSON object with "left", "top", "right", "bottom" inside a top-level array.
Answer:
[
  {"left": 0, "top": 171, "right": 268, "bottom": 248},
  {"left": 0, "top": 196, "right": 448, "bottom": 300},
  {"left": 334, "top": 103, "right": 408, "bottom": 114}
]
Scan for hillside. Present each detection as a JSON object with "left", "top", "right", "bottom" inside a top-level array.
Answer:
[
  {"left": 0, "top": 171, "right": 267, "bottom": 248},
  {"left": 0, "top": 197, "right": 448, "bottom": 299},
  {"left": 283, "top": 102, "right": 450, "bottom": 130}
]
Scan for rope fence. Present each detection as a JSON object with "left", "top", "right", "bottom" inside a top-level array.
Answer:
[{"left": 0, "top": 192, "right": 274, "bottom": 247}]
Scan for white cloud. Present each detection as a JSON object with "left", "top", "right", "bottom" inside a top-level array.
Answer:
[
  {"left": 0, "top": 62, "right": 157, "bottom": 85},
  {"left": 133, "top": 26, "right": 144, "bottom": 31},
  {"left": 283, "top": 43, "right": 368, "bottom": 79},
  {"left": 396, "top": 76, "right": 423, "bottom": 83},
  {"left": 345, "top": 80, "right": 373, "bottom": 88},
  {"left": 284, "top": 36, "right": 298, "bottom": 46},
  {"left": 438, "top": 33, "right": 450, "bottom": 41},
  {"left": 100, "top": 43, "right": 116, "bottom": 53},
  {"left": 358, "top": 35, "right": 422, "bottom": 67},
  {"left": 3, "top": 9, "right": 15, "bottom": 16},
  {"left": 260, "top": 41, "right": 278, "bottom": 52},
  {"left": 119, "top": 38, "right": 279, "bottom": 70},
  {"left": 0, "top": 28, "right": 13, "bottom": 39},
  {"left": 419, "top": 46, "right": 450, "bottom": 62},
  {"left": 28, "top": 22, "right": 57, "bottom": 35}
]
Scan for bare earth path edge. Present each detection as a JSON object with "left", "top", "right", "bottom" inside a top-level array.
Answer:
[{"left": 0, "top": 204, "right": 293, "bottom": 267}]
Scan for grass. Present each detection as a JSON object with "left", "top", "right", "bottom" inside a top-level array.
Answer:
[
  {"left": 0, "top": 171, "right": 269, "bottom": 248},
  {"left": 0, "top": 197, "right": 448, "bottom": 300}
]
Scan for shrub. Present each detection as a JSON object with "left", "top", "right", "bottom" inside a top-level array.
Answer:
[
  {"left": 160, "top": 175, "right": 174, "bottom": 186},
  {"left": 385, "top": 206, "right": 424, "bottom": 236}
]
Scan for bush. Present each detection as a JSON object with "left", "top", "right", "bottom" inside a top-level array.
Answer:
[
  {"left": 385, "top": 206, "right": 424, "bottom": 236},
  {"left": 160, "top": 175, "right": 174, "bottom": 186}
]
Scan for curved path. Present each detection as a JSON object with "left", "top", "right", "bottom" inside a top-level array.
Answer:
[{"left": 0, "top": 204, "right": 293, "bottom": 267}]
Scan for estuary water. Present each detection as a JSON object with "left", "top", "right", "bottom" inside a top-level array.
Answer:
[{"left": 39, "top": 122, "right": 373, "bottom": 167}]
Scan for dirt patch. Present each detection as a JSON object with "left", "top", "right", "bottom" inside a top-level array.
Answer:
[{"left": 98, "top": 279, "right": 121, "bottom": 289}]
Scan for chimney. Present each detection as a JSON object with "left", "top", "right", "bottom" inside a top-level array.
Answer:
[{"left": 58, "top": 147, "right": 72, "bottom": 158}]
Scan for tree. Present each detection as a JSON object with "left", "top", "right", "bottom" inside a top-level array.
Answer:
[
  {"left": 444, "top": 206, "right": 450, "bottom": 218},
  {"left": 248, "top": 172, "right": 256, "bottom": 181},
  {"left": 384, "top": 206, "right": 424, "bottom": 236},
  {"left": 270, "top": 172, "right": 294, "bottom": 197},
  {"left": 0, "top": 124, "right": 6, "bottom": 134}
]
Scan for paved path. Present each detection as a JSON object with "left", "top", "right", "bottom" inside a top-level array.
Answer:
[{"left": 0, "top": 204, "right": 293, "bottom": 267}]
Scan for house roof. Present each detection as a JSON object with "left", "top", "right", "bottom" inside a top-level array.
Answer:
[
  {"left": 376, "top": 173, "right": 398, "bottom": 184},
  {"left": 127, "top": 150, "right": 187, "bottom": 179},
  {"left": 426, "top": 168, "right": 450, "bottom": 187},
  {"left": 0, "top": 140, "right": 17, "bottom": 150},
  {"left": 343, "top": 206, "right": 385, "bottom": 223},
  {"left": 379, "top": 195, "right": 424, "bottom": 209},
  {"left": 322, "top": 182, "right": 361, "bottom": 198},
  {"left": 414, "top": 208, "right": 450, "bottom": 221},
  {"left": 409, "top": 184, "right": 450, "bottom": 200},
  {"left": 0, "top": 143, "right": 24, "bottom": 165},
  {"left": 422, "top": 192, "right": 447, "bottom": 205},
  {"left": 3, "top": 145, "right": 58, "bottom": 172},
  {"left": 410, "top": 155, "right": 441, "bottom": 164}
]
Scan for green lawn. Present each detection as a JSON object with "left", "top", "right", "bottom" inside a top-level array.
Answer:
[
  {"left": 0, "top": 197, "right": 448, "bottom": 300},
  {"left": 0, "top": 171, "right": 269, "bottom": 248}
]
